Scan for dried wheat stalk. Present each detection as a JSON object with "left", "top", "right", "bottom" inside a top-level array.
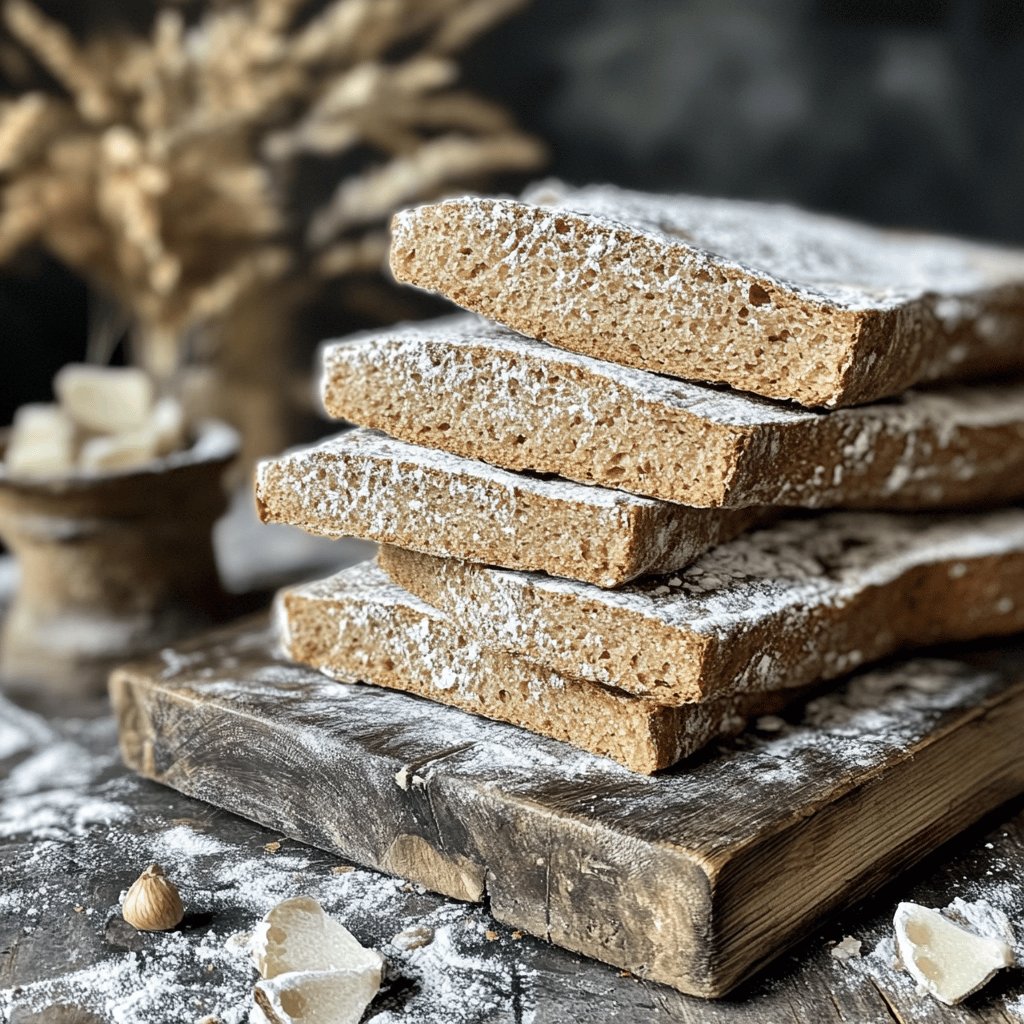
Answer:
[{"left": 0, "top": 0, "right": 543, "bottom": 380}]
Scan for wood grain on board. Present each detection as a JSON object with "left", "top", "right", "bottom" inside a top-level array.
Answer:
[{"left": 111, "top": 618, "right": 1024, "bottom": 997}]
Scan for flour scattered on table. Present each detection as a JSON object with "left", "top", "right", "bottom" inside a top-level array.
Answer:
[
  {"left": 0, "top": 701, "right": 538, "bottom": 1024},
  {"left": 1005, "top": 992, "right": 1024, "bottom": 1020},
  {"left": 150, "top": 823, "right": 235, "bottom": 860},
  {"left": 0, "top": 727, "right": 130, "bottom": 842},
  {"left": 4, "top": 687, "right": 1024, "bottom": 1021}
]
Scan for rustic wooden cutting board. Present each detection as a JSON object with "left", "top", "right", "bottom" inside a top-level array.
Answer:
[{"left": 111, "top": 618, "right": 1024, "bottom": 998}]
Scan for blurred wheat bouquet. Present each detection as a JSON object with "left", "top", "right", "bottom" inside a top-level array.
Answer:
[{"left": 0, "top": 0, "right": 542, "bottom": 383}]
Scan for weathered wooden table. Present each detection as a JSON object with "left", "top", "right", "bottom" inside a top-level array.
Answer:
[
  {"left": 2, "top": 685, "right": 1024, "bottom": 1023},
  {"left": 2, "top": 512, "right": 1024, "bottom": 1023}
]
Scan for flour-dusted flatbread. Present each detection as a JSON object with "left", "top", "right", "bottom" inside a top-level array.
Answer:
[
  {"left": 256, "top": 429, "right": 762, "bottom": 588},
  {"left": 278, "top": 561, "right": 791, "bottom": 773},
  {"left": 390, "top": 181, "right": 1024, "bottom": 407},
  {"left": 321, "top": 315, "right": 1024, "bottom": 510},
  {"left": 380, "top": 509, "right": 1024, "bottom": 704}
]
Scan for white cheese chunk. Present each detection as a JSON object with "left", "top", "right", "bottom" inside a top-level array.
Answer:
[{"left": 894, "top": 901, "right": 1014, "bottom": 1005}]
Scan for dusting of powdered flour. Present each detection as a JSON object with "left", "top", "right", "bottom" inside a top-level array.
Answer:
[
  {"left": 321, "top": 312, "right": 1024, "bottom": 509},
  {"left": 259, "top": 426, "right": 653, "bottom": 520},
  {"left": 256, "top": 427, "right": 758, "bottom": 587},
  {"left": 446, "top": 508, "right": 1024, "bottom": 632},
  {"left": 321, "top": 312, "right": 812, "bottom": 428},
  {"left": 513, "top": 181, "right": 1024, "bottom": 309},
  {"left": 3, "top": 652, "right": 1024, "bottom": 1021},
  {"left": 406, "top": 508, "right": 1024, "bottom": 701},
  {"left": 0, "top": 694, "right": 539, "bottom": 1024}
]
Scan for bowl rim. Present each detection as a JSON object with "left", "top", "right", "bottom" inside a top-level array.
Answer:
[{"left": 0, "top": 419, "right": 239, "bottom": 494}]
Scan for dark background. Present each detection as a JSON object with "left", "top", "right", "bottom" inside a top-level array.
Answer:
[{"left": 4, "top": 0, "right": 1024, "bottom": 425}]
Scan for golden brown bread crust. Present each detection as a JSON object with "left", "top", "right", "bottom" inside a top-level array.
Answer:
[
  {"left": 255, "top": 428, "right": 764, "bottom": 588},
  {"left": 379, "top": 508, "right": 1024, "bottom": 704},
  {"left": 389, "top": 188, "right": 1024, "bottom": 408},
  {"left": 320, "top": 316, "right": 1024, "bottom": 510},
  {"left": 278, "top": 562, "right": 792, "bottom": 773}
]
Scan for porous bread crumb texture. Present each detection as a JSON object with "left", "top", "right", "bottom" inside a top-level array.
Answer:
[
  {"left": 278, "top": 562, "right": 789, "bottom": 773},
  {"left": 379, "top": 508, "right": 1024, "bottom": 704},
  {"left": 320, "top": 316, "right": 1024, "bottom": 510},
  {"left": 389, "top": 183, "right": 1024, "bottom": 408},
  {"left": 255, "top": 428, "right": 763, "bottom": 588}
]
